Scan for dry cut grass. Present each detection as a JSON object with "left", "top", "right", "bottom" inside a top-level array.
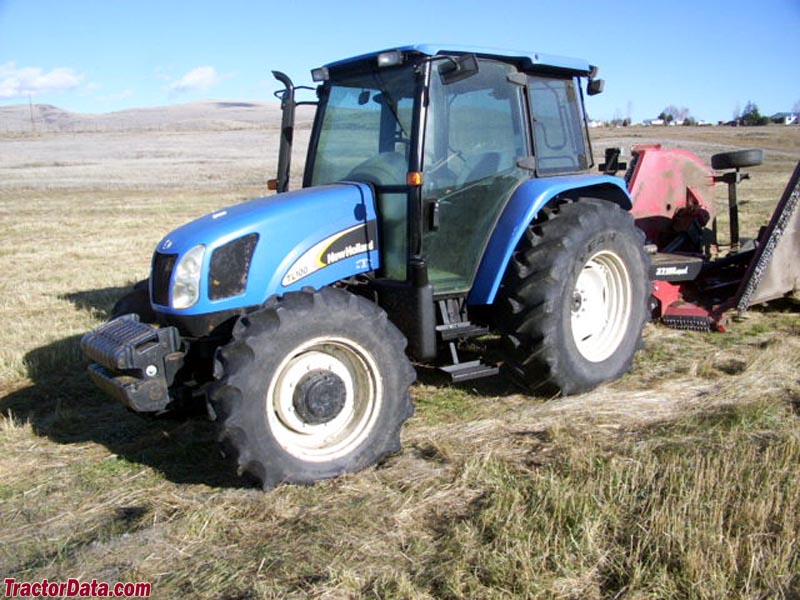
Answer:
[{"left": 0, "top": 122, "right": 798, "bottom": 599}]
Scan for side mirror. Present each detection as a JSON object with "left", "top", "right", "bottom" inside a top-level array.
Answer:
[
  {"left": 439, "top": 54, "right": 479, "bottom": 85},
  {"left": 587, "top": 79, "right": 605, "bottom": 96}
]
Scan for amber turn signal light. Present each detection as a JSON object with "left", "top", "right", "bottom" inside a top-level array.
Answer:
[{"left": 406, "top": 172, "right": 423, "bottom": 186}]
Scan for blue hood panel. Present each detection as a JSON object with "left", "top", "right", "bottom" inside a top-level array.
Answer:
[{"left": 153, "top": 183, "right": 379, "bottom": 315}]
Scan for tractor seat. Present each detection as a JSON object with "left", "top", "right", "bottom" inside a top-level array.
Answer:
[{"left": 346, "top": 151, "right": 408, "bottom": 187}]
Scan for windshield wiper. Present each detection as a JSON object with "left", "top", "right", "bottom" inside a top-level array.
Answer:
[{"left": 372, "top": 71, "right": 409, "bottom": 140}]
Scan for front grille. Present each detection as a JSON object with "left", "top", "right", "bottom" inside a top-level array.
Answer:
[
  {"left": 209, "top": 234, "right": 259, "bottom": 300},
  {"left": 152, "top": 252, "right": 177, "bottom": 306}
]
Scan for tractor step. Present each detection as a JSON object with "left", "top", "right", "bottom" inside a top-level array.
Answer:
[
  {"left": 435, "top": 298, "right": 489, "bottom": 342},
  {"left": 436, "top": 321, "right": 490, "bottom": 342},
  {"left": 435, "top": 298, "right": 499, "bottom": 382},
  {"left": 440, "top": 359, "right": 500, "bottom": 382},
  {"left": 650, "top": 253, "right": 704, "bottom": 282}
]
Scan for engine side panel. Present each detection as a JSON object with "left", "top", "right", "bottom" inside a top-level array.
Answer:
[{"left": 152, "top": 183, "right": 380, "bottom": 316}]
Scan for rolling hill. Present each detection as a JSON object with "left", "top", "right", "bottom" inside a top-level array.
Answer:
[{"left": 0, "top": 100, "right": 292, "bottom": 133}]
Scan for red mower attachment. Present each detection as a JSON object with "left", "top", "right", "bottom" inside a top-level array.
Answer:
[{"left": 620, "top": 145, "right": 799, "bottom": 331}]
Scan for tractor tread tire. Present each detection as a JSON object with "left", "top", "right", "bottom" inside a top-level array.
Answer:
[
  {"left": 110, "top": 279, "right": 156, "bottom": 323},
  {"left": 711, "top": 148, "right": 764, "bottom": 170},
  {"left": 494, "top": 198, "right": 650, "bottom": 395},
  {"left": 209, "top": 287, "right": 415, "bottom": 489}
]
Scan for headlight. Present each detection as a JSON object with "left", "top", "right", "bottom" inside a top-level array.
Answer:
[{"left": 172, "top": 244, "right": 206, "bottom": 309}]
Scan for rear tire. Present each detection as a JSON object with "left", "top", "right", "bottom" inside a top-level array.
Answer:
[
  {"left": 493, "top": 199, "right": 650, "bottom": 395},
  {"left": 209, "top": 287, "right": 416, "bottom": 488}
]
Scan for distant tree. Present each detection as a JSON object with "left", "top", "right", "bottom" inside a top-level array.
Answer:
[
  {"left": 674, "top": 106, "right": 690, "bottom": 121},
  {"left": 659, "top": 105, "right": 691, "bottom": 125},
  {"left": 610, "top": 108, "right": 627, "bottom": 127},
  {"left": 794, "top": 99, "right": 800, "bottom": 114},
  {"left": 683, "top": 116, "right": 698, "bottom": 126},
  {"left": 740, "top": 101, "right": 770, "bottom": 126},
  {"left": 733, "top": 102, "right": 741, "bottom": 121}
]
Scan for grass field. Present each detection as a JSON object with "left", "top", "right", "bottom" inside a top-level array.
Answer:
[{"left": 0, "top": 121, "right": 798, "bottom": 599}]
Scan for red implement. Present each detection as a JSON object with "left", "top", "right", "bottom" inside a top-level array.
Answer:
[{"left": 625, "top": 143, "right": 799, "bottom": 331}]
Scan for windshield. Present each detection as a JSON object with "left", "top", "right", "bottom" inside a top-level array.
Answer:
[{"left": 309, "top": 65, "right": 416, "bottom": 187}]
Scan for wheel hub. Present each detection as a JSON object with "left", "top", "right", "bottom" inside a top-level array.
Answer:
[
  {"left": 267, "top": 340, "right": 383, "bottom": 462},
  {"left": 292, "top": 369, "right": 347, "bottom": 425},
  {"left": 570, "top": 250, "right": 632, "bottom": 363}
]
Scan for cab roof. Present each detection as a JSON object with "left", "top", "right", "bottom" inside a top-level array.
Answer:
[{"left": 323, "top": 44, "right": 593, "bottom": 76}]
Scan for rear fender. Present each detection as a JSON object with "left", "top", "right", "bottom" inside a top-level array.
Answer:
[{"left": 467, "top": 175, "right": 631, "bottom": 305}]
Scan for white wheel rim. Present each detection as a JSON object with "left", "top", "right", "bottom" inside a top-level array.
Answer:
[
  {"left": 266, "top": 337, "right": 382, "bottom": 462},
  {"left": 570, "top": 250, "right": 632, "bottom": 363}
]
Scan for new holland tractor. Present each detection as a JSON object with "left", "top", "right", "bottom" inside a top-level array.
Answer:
[{"left": 82, "top": 45, "right": 800, "bottom": 488}]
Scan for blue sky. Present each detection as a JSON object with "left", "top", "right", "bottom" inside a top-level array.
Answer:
[{"left": 1, "top": 0, "right": 798, "bottom": 122}]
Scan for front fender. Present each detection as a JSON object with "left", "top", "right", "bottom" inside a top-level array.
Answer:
[{"left": 467, "top": 174, "right": 631, "bottom": 305}]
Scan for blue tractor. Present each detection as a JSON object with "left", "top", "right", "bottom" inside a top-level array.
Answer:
[{"left": 82, "top": 45, "right": 651, "bottom": 487}]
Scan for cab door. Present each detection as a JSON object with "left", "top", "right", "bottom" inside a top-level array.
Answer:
[{"left": 421, "top": 59, "right": 530, "bottom": 295}]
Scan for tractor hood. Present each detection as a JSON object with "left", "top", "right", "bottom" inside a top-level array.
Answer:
[{"left": 151, "top": 182, "right": 380, "bottom": 316}]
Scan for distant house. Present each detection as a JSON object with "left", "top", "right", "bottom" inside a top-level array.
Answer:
[
  {"left": 771, "top": 112, "right": 798, "bottom": 125},
  {"left": 644, "top": 118, "right": 665, "bottom": 126}
]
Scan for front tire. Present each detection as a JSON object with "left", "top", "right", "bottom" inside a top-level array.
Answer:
[
  {"left": 494, "top": 198, "right": 650, "bottom": 395},
  {"left": 209, "top": 287, "right": 416, "bottom": 488},
  {"left": 110, "top": 279, "right": 156, "bottom": 323}
]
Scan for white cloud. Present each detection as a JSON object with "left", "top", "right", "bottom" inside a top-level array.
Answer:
[
  {"left": 0, "top": 62, "right": 83, "bottom": 98},
  {"left": 168, "top": 66, "right": 220, "bottom": 94}
]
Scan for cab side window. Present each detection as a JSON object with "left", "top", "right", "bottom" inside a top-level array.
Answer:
[{"left": 528, "top": 76, "right": 588, "bottom": 175}]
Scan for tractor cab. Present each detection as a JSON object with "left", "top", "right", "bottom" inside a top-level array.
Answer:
[{"left": 275, "top": 46, "right": 604, "bottom": 297}]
